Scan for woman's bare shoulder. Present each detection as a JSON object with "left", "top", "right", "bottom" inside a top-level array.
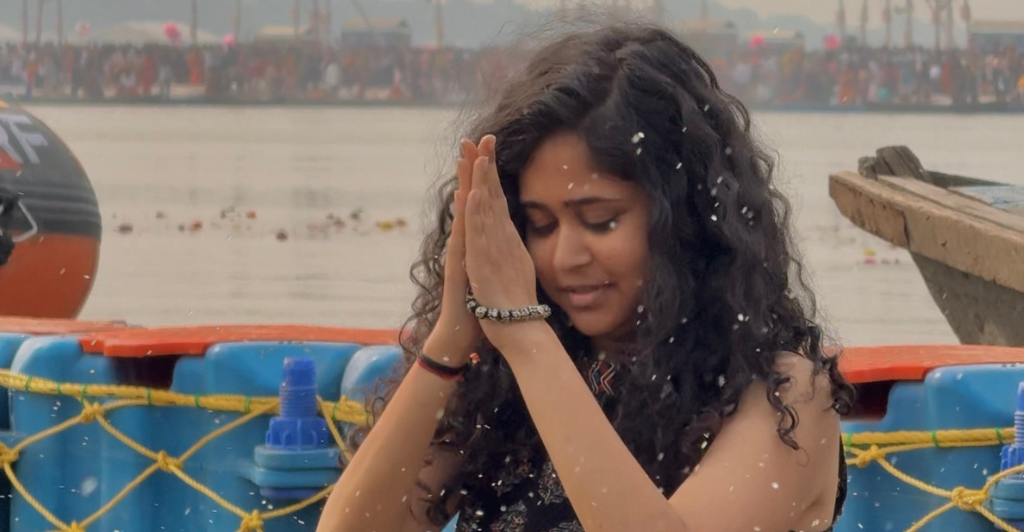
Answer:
[
  {"left": 767, "top": 351, "right": 838, "bottom": 407},
  {"left": 667, "top": 352, "right": 842, "bottom": 532}
]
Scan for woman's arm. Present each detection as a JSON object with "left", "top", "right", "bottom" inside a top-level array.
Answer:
[
  {"left": 318, "top": 136, "right": 484, "bottom": 532},
  {"left": 401, "top": 439, "right": 464, "bottom": 532},
  {"left": 499, "top": 323, "right": 840, "bottom": 532},
  {"left": 316, "top": 344, "right": 467, "bottom": 532}
]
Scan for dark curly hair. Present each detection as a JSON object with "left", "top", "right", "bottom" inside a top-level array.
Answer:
[{"left": 378, "top": 19, "right": 854, "bottom": 528}]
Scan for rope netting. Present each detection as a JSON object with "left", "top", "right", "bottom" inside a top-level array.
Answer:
[
  {"left": 845, "top": 428, "right": 1024, "bottom": 532},
  {"left": 0, "top": 368, "right": 367, "bottom": 532}
]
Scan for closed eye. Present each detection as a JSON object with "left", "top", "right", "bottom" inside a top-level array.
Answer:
[
  {"left": 585, "top": 218, "right": 618, "bottom": 233},
  {"left": 527, "top": 218, "right": 618, "bottom": 237},
  {"left": 526, "top": 221, "right": 557, "bottom": 236}
]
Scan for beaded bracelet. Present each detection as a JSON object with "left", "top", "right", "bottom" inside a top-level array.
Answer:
[{"left": 465, "top": 291, "right": 552, "bottom": 323}]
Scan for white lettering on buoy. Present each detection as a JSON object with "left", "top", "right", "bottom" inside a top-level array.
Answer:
[{"left": 0, "top": 113, "right": 48, "bottom": 166}]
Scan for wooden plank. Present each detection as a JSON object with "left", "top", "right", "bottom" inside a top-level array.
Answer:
[
  {"left": 949, "top": 185, "right": 1024, "bottom": 209},
  {"left": 829, "top": 171, "right": 1024, "bottom": 294},
  {"left": 928, "top": 170, "right": 998, "bottom": 189},
  {"left": 877, "top": 175, "right": 1024, "bottom": 234},
  {"left": 900, "top": 202, "right": 1024, "bottom": 293},
  {"left": 871, "top": 146, "right": 935, "bottom": 184},
  {"left": 828, "top": 172, "right": 909, "bottom": 248}
]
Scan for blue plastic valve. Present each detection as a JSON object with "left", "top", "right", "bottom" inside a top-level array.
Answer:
[
  {"left": 1000, "top": 383, "right": 1024, "bottom": 474},
  {"left": 260, "top": 357, "right": 331, "bottom": 499},
  {"left": 989, "top": 382, "right": 1024, "bottom": 527}
]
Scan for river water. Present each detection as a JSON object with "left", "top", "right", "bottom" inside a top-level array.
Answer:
[{"left": 21, "top": 104, "right": 1024, "bottom": 347}]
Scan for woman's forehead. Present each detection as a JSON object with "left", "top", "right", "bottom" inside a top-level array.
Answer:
[{"left": 518, "top": 134, "right": 635, "bottom": 198}]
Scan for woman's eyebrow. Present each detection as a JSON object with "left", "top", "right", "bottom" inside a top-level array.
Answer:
[{"left": 520, "top": 196, "right": 622, "bottom": 210}]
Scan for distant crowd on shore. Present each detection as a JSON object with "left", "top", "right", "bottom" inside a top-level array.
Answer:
[{"left": 1, "top": 37, "right": 1022, "bottom": 108}]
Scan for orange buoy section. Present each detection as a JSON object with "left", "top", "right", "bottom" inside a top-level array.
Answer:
[
  {"left": 839, "top": 344, "right": 1024, "bottom": 384},
  {"left": 0, "top": 98, "right": 101, "bottom": 318},
  {"left": 79, "top": 325, "right": 402, "bottom": 357}
]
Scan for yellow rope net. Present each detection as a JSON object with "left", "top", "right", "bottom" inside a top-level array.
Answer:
[
  {"left": 0, "top": 368, "right": 369, "bottom": 532},
  {"left": 5, "top": 364, "right": 1024, "bottom": 532},
  {"left": 845, "top": 428, "right": 1024, "bottom": 532}
]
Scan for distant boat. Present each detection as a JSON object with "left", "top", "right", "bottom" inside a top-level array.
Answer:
[{"left": 829, "top": 146, "right": 1024, "bottom": 346}]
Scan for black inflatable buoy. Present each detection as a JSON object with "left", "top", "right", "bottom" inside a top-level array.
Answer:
[{"left": 0, "top": 98, "right": 102, "bottom": 318}]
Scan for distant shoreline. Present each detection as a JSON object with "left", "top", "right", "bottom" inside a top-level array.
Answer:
[
  {"left": 3, "top": 95, "right": 459, "bottom": 110},
  {"left": 6, "top": 96, "right": 1022, "bottom": 115}
]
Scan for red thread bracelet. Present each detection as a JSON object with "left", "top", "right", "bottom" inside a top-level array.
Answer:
[{"left": 416, "top": 352, "right": 468, "bottom": 380}]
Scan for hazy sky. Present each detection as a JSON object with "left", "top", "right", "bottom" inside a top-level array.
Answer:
[
  {"left": 528, "top": 0, "right": 1024, "bottom": 24},
  {"left": 713, "top": 0, "right": 1024, "bottom": 24}
]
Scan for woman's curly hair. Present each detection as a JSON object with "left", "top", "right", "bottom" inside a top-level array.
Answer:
[{"left": 372, "top": 19, "right": 855, "bottom": 527}]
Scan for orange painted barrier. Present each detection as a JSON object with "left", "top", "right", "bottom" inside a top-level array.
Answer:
[
  {"left": 0, "top": 316, "right": 130, "bottom": 335},
  {"left": 78, "top": 325, "right": 403, "bottom": 357},
  {"left": 839, "top": 344, "right": 1024, "bottom": 384}
]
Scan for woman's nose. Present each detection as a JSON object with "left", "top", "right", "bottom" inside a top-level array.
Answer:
[{"left": 552, "top": 226, "right": 592, "bottom": 272}]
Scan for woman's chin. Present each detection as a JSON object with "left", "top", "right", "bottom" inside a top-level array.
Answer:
[{"left": 566, "top": 314, "right": 623, "bottom": 341}]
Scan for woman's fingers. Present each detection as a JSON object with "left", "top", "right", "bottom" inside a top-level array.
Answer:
[
  {"left": 450, "top": 188, "right": 468, "bottom": 246},
  {"left": 472, "top": 136, "right": 501, "bottom": 198},
  {"left": 446, "top": 140, "right": 477, "bottom": 290},
  {"left": 443, "top": 189, "right": 469, "bottom": 303},
  {"left": 464, "top": 189, "right": 485, "bottom": 259},
  {"left": 477, "top": 135, "right": 495, "bottom": 157},
  {"left": 471, "top": 154, "right": 491, "bottom": 199},
  {"left": 459, "top": 139, "right": 478, "bottom": 192}
]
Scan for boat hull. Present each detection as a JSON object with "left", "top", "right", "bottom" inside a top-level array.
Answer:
[
  {"left": 829, "top": 152, "right": 1024, "bottom": 348},
  {"left": 912, "top": 252, "right": 1024, "bottom": 346}
]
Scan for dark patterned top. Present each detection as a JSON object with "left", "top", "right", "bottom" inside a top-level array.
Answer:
[{"left": 453, "top": 359, "right": 847, "bottom": 532}]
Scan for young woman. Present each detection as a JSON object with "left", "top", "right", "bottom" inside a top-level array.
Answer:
[{"left": 317, "top": 21, "right": 854, "bottom": 532}]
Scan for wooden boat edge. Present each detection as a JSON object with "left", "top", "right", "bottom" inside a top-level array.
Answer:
[{"left": 828, "top": 170, "right": 1024, "bottom": 294}]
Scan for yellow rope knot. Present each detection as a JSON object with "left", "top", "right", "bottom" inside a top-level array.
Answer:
[
  {"left": 155, "top": 451, "right": 182, "bottom": 472},
  {"left": 67, "top": 520, "right": 86, "bottom": 532},
  {"left": 78, "top": 401, "right": 105, "bottom": 424},
  {"left": 950, "top": 486, "right": 987, "bottom": 512},
  {"left": 852, "top": 445, "right": 888, "bottom": 468},
  {"left": 0, "top": 443, "right": 19, "bottom": 466},
  {"left": 239, "top": 510, "right": 264, "bottom": 532}
]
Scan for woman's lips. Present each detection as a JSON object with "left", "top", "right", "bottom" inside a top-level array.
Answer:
[{"left": 564, "top": 284, "right": 613, "bottom": 309}]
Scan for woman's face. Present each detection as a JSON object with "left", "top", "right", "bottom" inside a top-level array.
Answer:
[{"left": 518, "top": 133, "right": 651, "bottom": 349}]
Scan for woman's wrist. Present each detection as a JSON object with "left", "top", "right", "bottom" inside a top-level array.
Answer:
[
  {"left": 416, "top": 352, "right": 469, "bottom": 380},
  {"left": 422, "top": 335, "right": 474, "bottom": 368}
]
